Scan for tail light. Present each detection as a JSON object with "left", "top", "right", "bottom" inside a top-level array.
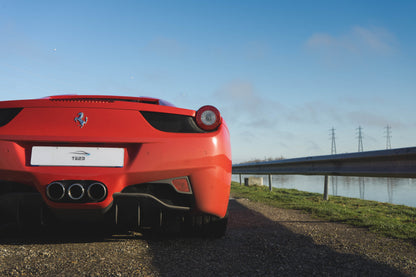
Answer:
[{"left": 195, "top": 105, "right": 222, "bottom": 131}]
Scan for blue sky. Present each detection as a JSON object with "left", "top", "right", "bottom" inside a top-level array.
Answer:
[{"left": 1, "top": 0, "right": 415, "bottom": 163}]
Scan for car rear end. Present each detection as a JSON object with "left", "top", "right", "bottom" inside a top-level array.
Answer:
[{"left": 0, "top": 95, "right": 231, "bottom": 236}]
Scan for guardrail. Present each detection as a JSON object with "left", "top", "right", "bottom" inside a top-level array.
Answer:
[{"left": 232, "top": 146, "right": 416, "bottom": 200}]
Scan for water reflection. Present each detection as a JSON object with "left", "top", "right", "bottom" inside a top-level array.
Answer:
[
  {"left": 359, "top": 177, "right": 365, "bottom": 199},
  {"left": 232, "top": 175, "right": 416, "bottom": 208},
  {"left": 387, "top": 178, "right": 395, "bottom": 204},
  {"left": 331, "top": 176, "right": 338, "bottom": 196}
]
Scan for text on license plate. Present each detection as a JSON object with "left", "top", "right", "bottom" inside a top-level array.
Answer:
[{"left": 31, "top": 146, "right": 125, "bottom": 167}]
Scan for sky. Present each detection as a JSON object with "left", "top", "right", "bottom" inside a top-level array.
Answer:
[{"left": 0, "top": 0, "right": 415, "bottom": 163}]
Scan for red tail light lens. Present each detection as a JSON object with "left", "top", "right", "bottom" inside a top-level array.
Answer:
[{"left": 195, "top": 105, "right": 221, "bottom": 131}]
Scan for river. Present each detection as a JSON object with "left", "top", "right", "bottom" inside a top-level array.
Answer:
[{"left": 232, "top": 175, "right": 416, "bottom": 208}]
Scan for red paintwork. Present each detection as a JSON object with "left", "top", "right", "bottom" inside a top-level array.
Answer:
[{"left": 0, "top": 95, "right": 231, "bottom": 218}]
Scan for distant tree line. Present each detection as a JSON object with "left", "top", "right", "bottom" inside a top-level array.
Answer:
[{"left": 242, "top": 156, "right": 284, "bottom": 163}]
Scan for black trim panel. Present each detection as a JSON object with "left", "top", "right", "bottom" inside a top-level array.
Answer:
[
  {"left": 140, "top": 111, "right": 204, "bottom": 133},
  {"left": 0, "top": 108, "right": 23, "bottom": 127}
]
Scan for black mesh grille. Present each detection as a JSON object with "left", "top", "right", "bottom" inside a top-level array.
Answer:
[
  {"left": 49, "top": 98, "right": 159, "bottom": 104},
  {"left": 49, "top": 99, "right": 114, "bottom": 103},
  {"left": 0, "top": 108, "right": 23, "bottom": 127},
  {"left": 122, "top": 183, "right": 193, "bottom": 208},
  {"left": 140, "top": 111, "right": 204, "bottom": 133}
]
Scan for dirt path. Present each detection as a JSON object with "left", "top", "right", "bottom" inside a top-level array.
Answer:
[
  {"left": 0, "top": 198, "right": 415, "bottom": 276},
  {"left": 230, "top": 197, "right": 416, "bottom": 276}
]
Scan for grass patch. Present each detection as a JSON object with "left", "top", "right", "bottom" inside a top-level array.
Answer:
[{"left": 231, "top": 182, "right": 416, "bottom": 242}]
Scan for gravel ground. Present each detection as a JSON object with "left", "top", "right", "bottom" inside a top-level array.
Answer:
[{"left": 1, "top": 198, "right": 415, "bottom": 276}]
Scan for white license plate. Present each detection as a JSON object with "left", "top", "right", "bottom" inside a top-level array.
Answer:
[{"left": 31, "top": 146, "right": 125, "bottom": 167}]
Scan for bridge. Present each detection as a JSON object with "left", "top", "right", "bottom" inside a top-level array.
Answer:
[{"left": 232, "top": 146, "right": 416, "bottom": 199}]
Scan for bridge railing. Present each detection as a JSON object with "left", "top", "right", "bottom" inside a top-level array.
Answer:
[{"left": 232, "top": 147, "right": 416, "bottom": 200}]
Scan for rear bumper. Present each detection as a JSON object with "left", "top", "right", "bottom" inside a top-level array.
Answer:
[{"left": 0, "top": 191, "right": 195, "bottom": 230}]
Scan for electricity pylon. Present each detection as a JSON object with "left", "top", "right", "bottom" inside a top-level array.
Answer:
[
  {"left": 385, "top": 125, "right": 392, "bottom": 149},
  {"left": 330, "top": 127, "right": 336, "bottom": 155},
  {"left": 329, "top": 127, "right": 338, "bottom": 196},
  {"left": 356, "top": 126, "right": 365, "bottom": 198},
  {"left": 385, "top": 125, "right": 394, "bottom": 203},
  {"left": 357, "top": 126, "right": 364, "bottom": 152}
]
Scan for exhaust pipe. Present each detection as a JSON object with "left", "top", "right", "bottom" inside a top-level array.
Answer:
[
  {"left": 87, "top": 182, "right": 107, "bottom": 202},
  {"left": 46, "top": 182, "right": 66, "bottom": 201},
  {"left": 67, "top": 183, "right": 85, "bottom": 200}
]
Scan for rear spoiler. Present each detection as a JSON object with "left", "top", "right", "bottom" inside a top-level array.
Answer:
[{"left": 46, "top": 95, "right": 174, "bottom": 106}]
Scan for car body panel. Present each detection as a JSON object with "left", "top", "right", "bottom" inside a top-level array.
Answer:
[{"left": 0, "top": 95, "right": 231, "bottom": 233}]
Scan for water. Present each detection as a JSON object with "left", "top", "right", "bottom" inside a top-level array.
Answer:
[{"left": 232, "top": 175, "right": 416, "bottom": 208}]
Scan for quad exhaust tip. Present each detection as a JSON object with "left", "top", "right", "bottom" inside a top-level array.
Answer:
[
  {"left": 46, "top": 182, "right": 66, "bottom": 201},
  {"left": 46, "top": 181, "right": 107, "bottom": 202},
  {"left": 68, "top": 183, "right": 85, "bottom": 200},
  {"left": 87, "top": 182, "right": 107, "bottom": 202}
]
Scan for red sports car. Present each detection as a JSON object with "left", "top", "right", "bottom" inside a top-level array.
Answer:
[{"left": 0, "top": 95, "right": 231, "bottom": 237}]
